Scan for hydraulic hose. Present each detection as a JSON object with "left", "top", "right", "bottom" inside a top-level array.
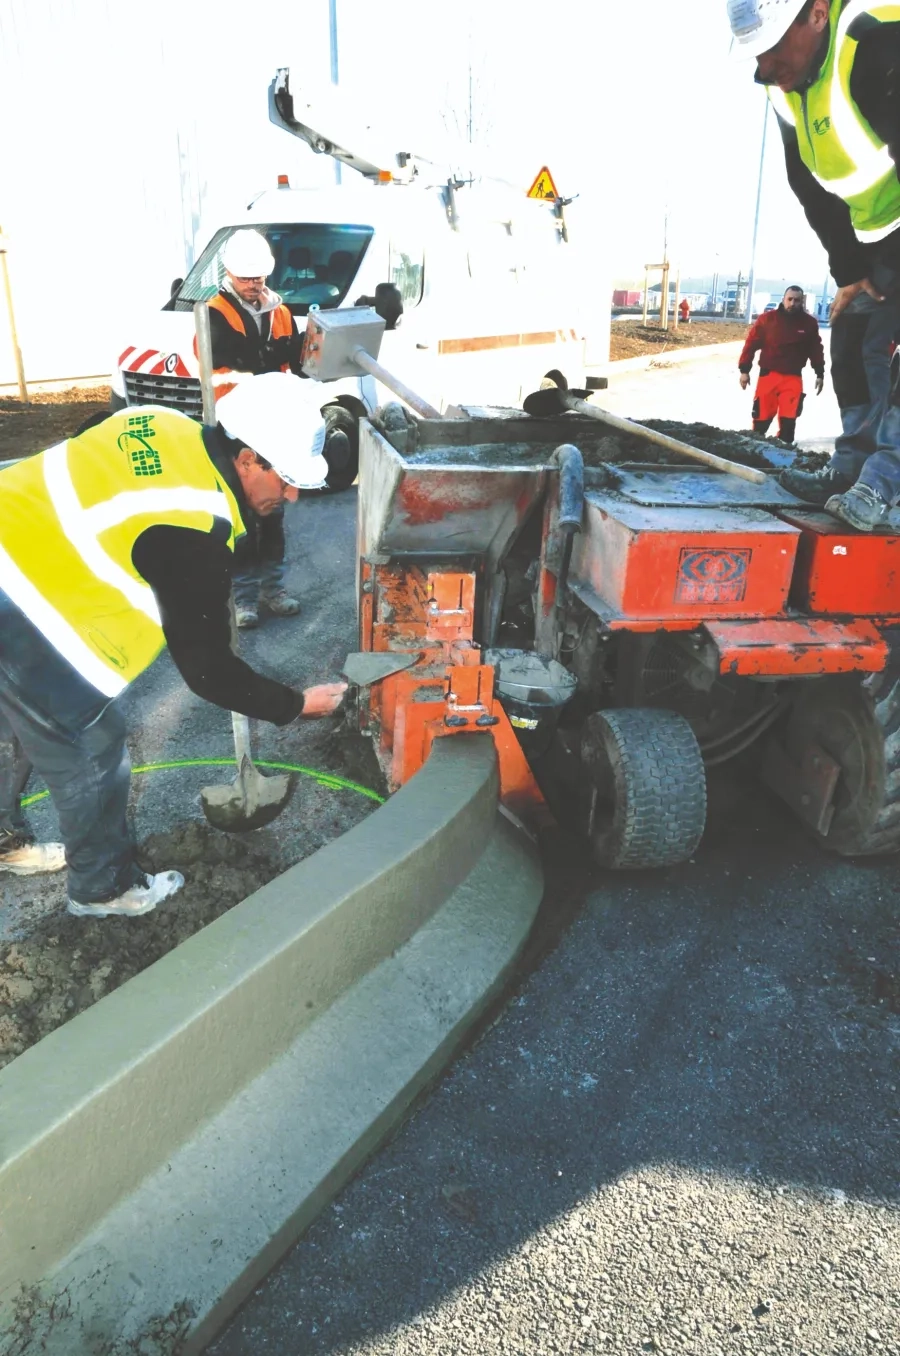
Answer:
[{"left": 552, "top": 443, "right": 585, "bottom": 600}]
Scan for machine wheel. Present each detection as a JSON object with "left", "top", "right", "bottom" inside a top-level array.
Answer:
[
  {"left": 783, "top": 680, "right": 900, "bottom": 856},
  {"left": 581, "top": 708, "right": 707, "bottom": 869}
]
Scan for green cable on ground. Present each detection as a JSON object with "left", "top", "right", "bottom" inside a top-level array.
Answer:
[{"left": 20, "top": 758, "right": 385, "bottom": 810}]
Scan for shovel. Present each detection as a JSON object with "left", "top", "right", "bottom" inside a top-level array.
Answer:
[
  {"left": 193, "top": 301, "right": 295, "bottom": 832},
  {"left": 523, "top": 374, "right": 767, "bottom": 485},
  {"left": 200, "top": 707, "right": 295, "bottom": 833}
]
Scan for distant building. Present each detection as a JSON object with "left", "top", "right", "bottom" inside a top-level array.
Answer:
[
  {"left": 645, "top": 285, "right": 709, "bottom": 313},
  {"left": 612, "top": 289, "right": 642, "bottom": 308}
]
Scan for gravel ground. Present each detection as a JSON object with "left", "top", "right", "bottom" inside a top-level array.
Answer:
[
  {"left": 0, "top": 386, "right": 111, "bottom": 461},
  {"left": 609, "top": 322, "right": 750, "bottom": 362},
  {"left": 211, "top": 768, "right": 900, "bottom": 1356}
]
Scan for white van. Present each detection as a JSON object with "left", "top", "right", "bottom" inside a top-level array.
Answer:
[{"left": 110, "top": 72, "right": 607, "bottom": 477}]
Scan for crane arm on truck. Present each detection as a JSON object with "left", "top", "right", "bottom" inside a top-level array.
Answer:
[
  {"left": 269, "top": 68, "right": 417, "bottom": 183},
  {"left": 268, "top": 68, "right": 527, "bottom": 194}
]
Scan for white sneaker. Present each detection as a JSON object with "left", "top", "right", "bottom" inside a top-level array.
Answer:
[
  {"left": 67, "top": 870, "right": 185, "bottom": 918},
  {"left": 0, "top": 841, "right": 66, "bottom": 875}
]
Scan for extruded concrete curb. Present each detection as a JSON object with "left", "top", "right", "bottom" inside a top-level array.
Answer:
[
  {"left": 0, "top": 736, "right": 543, "bottom": 1355},
  {"left": 609, "top": 339, "right": 744, "bottom": 375}
]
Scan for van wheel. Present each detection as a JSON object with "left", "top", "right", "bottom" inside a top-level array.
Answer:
[
  {"left": 581, "top": 708, "right": 707, "bottom": 869},
  {"left": 321, "top": 402, "right": 360, "bottom": 492}
]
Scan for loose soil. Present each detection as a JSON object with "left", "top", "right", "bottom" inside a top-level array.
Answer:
[
  {"left": 587, "top": 418, "right": 829, "bottom": 473},
  {"left": 609, "top": 320, "right": 749, "bottom": 362},
  {"left": 0, "top": 386, "right": 111, "bottom": 462},
  {"left": 0, "top": 822, "right": 281, "bottom": 1069}
]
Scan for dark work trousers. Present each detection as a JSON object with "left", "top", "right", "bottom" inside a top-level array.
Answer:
[
  {"left": 0, "top": 588, "right": 141, "bottom": 904},
  {"left": 232, "top": 504, "right": 287, "bottom": 608},
  {"left": 830, "top": 263, "right": 900, "bottom": 500}
]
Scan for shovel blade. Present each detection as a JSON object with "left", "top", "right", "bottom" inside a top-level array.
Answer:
[{"left": 200, "top": 758, "right": 295, "bottom": 832}]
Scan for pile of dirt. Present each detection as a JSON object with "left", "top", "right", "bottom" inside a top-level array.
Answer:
[
  {"left": 582, "top": 418, "right": 830, "bottom": 474},
  {"left": 0, "top": 385, "right": 111, "bottom": 462},
  {"left": 610, "top": 320, "right": 749, "bottom": 362},
  {"left": 0, "top": 821, "right": 280, "bottom": 1069}
]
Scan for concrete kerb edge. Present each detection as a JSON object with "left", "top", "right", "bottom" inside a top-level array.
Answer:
[
  {"left": 0, "top": 733, "right": 543, "bottom": 1346},
  {"left": 608, "top": 339, "right": 744, "bottom": 375}
]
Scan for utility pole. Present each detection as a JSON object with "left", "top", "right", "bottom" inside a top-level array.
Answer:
[
  {"left": 329, "top": 0, "right": 341, "bottom": 185},
  {"left": 745, "top": 96, "right": 770, "bottom": 320},
  {"left": 0, "top": 227, "right": 28, "bottom": 402}
]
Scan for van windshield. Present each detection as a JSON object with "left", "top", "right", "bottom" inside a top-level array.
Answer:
[{"left": 171, "top": 223, "right": 374, "bottom": 315}]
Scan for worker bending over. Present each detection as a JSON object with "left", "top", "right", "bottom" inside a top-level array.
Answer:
[
  {"left": 0, "top": 373, "right": 346, "bottom": 918},
  {"left": 728, "top": 0, "right": 900, "bottom": 530},
  {"left": 738, "top": 285, "right": 825, "bottom": 445}
]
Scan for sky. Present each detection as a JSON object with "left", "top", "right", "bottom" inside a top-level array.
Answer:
[
  {"left": 336, "top": 0, "right": 830, "bottom": 291},
  {"left": 0, "top": 0, "right": 833, "bottom": 383}
]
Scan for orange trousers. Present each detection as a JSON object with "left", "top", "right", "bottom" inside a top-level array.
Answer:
[{"left": 753, "top": 371, "right": 803, "bottom": 423}]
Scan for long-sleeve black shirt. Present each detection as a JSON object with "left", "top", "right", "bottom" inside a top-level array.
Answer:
[
  {"left": 765, "top": 15, "right": 900, "bottom": 285},
  {"left": 129, "top": 427, "right": 305, "bottom": 726}
]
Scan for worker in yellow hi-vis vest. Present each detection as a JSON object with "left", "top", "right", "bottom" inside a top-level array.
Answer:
[
  {"left": 728, "top": 0, "right": 900, "bottom": 530},
  {"left": 0, "top": 373, "right": 346, "bottom": 919}
]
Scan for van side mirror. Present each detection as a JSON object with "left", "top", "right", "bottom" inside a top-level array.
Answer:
[
  {"left": 354, "top": 282, "right": 403, "bottom": 330},
  {"left": 170, "top": 277, "right": 184, "bottom": 298}
]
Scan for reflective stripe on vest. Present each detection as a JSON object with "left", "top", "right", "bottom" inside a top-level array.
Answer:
[
  {"left": 0, "top": 408, "right": 245, "bottom": 698},
  {"left": 768, "top": 0, "right": 900, "bottom": 243}
]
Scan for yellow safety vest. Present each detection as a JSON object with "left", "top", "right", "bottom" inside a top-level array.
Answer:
[
  {"left": 0, "top": 407, "right": 245, "bottom": 699},
  {"left": 768, "top": 0, "right": 900, "bottom": 243}
]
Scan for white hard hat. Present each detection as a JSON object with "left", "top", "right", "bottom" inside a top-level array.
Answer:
[
  {"left": 727, "top": 0, "right": 808, "bottom": 60},
  {"left": 216, "top": 373, "right": 329, "bottom": 489},
  {"left": 221, "top": 229, "right": 276, "bottom": 278}
]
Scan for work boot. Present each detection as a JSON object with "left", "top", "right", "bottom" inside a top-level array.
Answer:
[
  {"left": 235, "top": 602, "right": 260, "bottom": 629},
  {"left": 825, "top": 483, "right": 891, "bottom": 532},
  {"left": 780, "top": 464, "right": 855, "bottom": 505},
  {"left": 260, "top": 590, "right": 301, "bottom": 618},
  {"left": 67, "top": 870, "right": 185, "bottom": 919},
  {"left": 0, "top": 836, "right": 66, "bottom": 875},
  {"left": 777, "top": 417, "right": 796, "bottom": 446}
]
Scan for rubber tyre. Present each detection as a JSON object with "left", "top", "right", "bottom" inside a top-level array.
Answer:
[
  {"left": 581, "top": 708, "right": 707, "bottom": 869},
  {"left": 321, "top": 402, "right": 360, "bottom": 492},
  {"left": 783, "top": 679, "right": 900, "bottom": 857}
]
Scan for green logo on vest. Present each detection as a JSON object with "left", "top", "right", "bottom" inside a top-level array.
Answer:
[
  {"left": 119, "top": 414, "right": 163, "bottom": 477},
  {"left": 813, "top": 116, "right": 831, "bottom": 135}
]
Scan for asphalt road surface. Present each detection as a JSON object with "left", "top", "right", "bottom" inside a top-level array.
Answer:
[
  {"left": 206, "top": 450, "right": 900, "bottom": 1354},
  {"left": 210, "top": 756, "right": 900, "bottom": 1356}
]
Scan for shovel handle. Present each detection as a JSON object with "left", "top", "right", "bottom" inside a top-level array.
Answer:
[
  {"left": 194, "top": 302, "right": 218, "bottom": 425},
  {"left": 566, "top": 397, "right": 768, "bottom": 485},
  {"left": 232, "top": 711, "right": 252, "bottom": 765}
]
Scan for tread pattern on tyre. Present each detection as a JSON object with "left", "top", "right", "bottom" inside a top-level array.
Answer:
[
  {"left": 853, "top": 678, "right": 900, "bottom": 855},
  {"left": 582, "top": 708, "right": 707, "bottom": 870}
]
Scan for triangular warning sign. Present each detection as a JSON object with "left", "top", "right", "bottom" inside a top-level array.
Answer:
[{"left": 526, "top": 165, "right": 559, "bottom": 200}]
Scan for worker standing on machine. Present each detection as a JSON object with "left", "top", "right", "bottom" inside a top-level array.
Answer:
[
  {"left": 728, "top": 0, "right": 900, "bottom": 530},
  {"left": 738, "top": 285, "right": 825, "bottom": 444},
  {"left": 0, "top": 373, "right": 346, "bottom": 918}
]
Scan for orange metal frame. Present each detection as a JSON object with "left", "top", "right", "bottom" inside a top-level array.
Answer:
[{"left": 359, "top": 561, "right": 548, "bottom": 824}]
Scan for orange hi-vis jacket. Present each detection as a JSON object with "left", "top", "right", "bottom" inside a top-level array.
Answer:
[{"left": 195, "top": 291, "right": 299, "bottom": 399}]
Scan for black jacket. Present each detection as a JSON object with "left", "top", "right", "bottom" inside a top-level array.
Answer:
[
  {"left": 208, "top": 288, "right": 305, "bottom": 376},
  {"left": 765, "top": 14, "right": 900, "bottom": 285},
  {"left": 129, "top": 424, "right": 304, "bottom": 725}
]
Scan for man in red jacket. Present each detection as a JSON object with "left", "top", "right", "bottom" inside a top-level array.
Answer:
[{"left": 738, "top": 286, "right": 825, "bottom": 445}]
